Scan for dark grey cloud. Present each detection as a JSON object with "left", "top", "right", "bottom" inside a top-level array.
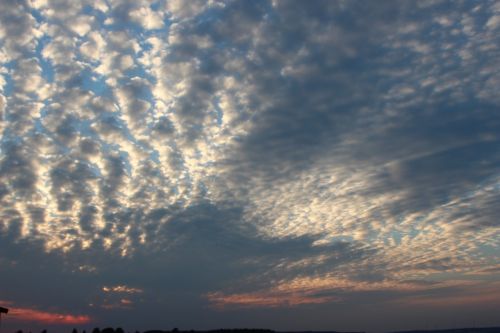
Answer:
[
  {"left": 0, "top": 202, "right": 374, "bottom": 329},
  {"left": 0, "top": 140, "right": 38, "bottom": 196}
]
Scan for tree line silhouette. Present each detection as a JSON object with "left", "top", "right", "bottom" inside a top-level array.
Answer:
[
  {"left": 12, "top": 328, "right": 277, "bottom": 333},
  {"left": 10, "top": 327, "right": 500, "bottom": 333}
]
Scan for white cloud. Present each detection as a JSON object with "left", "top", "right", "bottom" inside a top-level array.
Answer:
[
  {"left": 79, "top": 31, "right": 107, "bottom": 60},
  {"left": 70, "top": 15, "right": 94, "bottom": 36},
  {"left": 129, "top": 6, "right": 164, "bottom": 30},
  {"left": 486, "top": 15, "right": 500, "bottom": 30},
  {"left": 165, "top": 0, "right": 208, "bottom": 20}
]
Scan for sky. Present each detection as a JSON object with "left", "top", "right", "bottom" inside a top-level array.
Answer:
[{"left": 1, "top": 0, "right": 500, "bottom": 332}]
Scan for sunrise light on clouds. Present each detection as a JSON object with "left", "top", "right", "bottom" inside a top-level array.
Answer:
[
  {"left": 1, "top": 0, "right": 499, "bottom": 332},
  {"left": 0, "top": 301, "right": 90, "bottom": 325}
]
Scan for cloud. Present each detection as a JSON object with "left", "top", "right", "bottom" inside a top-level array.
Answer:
[
  {"left": 1, "top": 0, "right": 500, "bottom": 330},
  {"left": 9, "top": 307, "right": 91, "bottom": 325},
  {"left": 102, "top": 285, "right": 143, "bottom": 294},
  {"left": 205, "top": 291, "right": 339, "bottom": 309}
]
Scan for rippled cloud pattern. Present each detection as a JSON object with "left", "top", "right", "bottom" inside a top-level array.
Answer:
[{"left": 1, "top": 0, "right": 500, "bottom": 331}]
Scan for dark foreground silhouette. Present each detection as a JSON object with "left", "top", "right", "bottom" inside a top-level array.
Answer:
[
  {"left": 391, "top": 328, "right": 500, "bottom": 333},
  {"left": 9, "top": 327, "right": 500, "bottom": 333}
]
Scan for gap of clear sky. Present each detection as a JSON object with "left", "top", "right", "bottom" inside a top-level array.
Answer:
[{"left": 0, "top": 0, "right": 499, "bottom": 332}]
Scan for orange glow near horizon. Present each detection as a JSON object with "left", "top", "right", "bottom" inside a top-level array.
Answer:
[
  {"left": 205, "top": 291, "right": 339, "bottom": 309},
  {"left": 9, "top": 307, "right": 91, "bottom": 325}
]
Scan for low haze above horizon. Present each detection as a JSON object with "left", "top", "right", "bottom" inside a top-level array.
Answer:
[{"left": 1, "top": 0, "right": 499, "bottom": 332}]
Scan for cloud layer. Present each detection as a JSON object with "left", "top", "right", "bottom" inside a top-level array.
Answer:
[{"left": 1, "top": 0, "right": 500, "bottom": 331}]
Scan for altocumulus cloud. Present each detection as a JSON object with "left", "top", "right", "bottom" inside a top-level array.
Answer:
[{"left": 1, "top": 0, "right": 500, "bottom": 331}]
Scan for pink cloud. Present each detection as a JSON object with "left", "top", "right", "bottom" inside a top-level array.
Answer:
[{"left": 7, "top": 306, "right": 91, "bottom": 325}]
